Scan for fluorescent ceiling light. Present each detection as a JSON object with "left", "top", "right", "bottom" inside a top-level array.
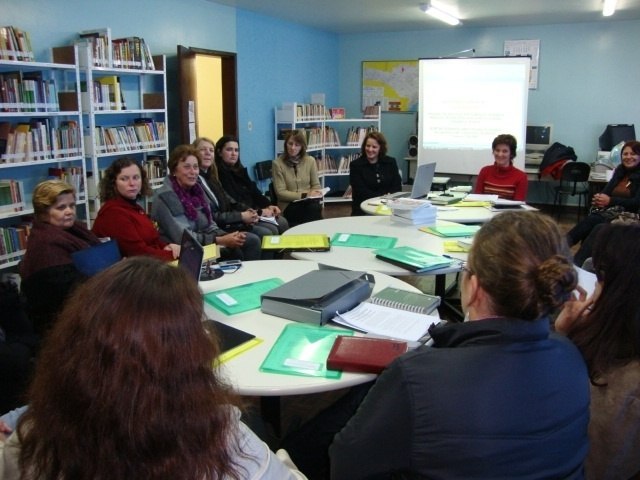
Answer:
[
  {"left": 420, "top": 2, "right": 461, "bottom": 26},
  {"left": 603, "top": 0, "right": 617, "bottom": 16}
]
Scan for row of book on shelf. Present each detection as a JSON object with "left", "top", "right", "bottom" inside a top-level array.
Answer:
[
  {"left": 279, "top": 125, "right": 378, "bottom": 149},
  {"left": 86, "top": 120, "right": 166, "bottom": 155},
  {"left": 0, "top": 26, "right": 34, "bottom": 62},
  {"left": 315, "top": 152, "right": 360, "bottom": 174},
  {"left": 83, "top": 76, "right": 127, "bottom": 111},
  {"left": 0, "top": 71, "right": 61, "bottom": 113},
  {"left": 284, "top": 103, "right": 379, "bottom": 121},
  {"left": 0, "top": 179, "right": 26, "bottom": 214},
  {"left": 0, "top": 119, "right": 81, "bottom": 163},
  {"left": 0, "top": 222, "right": 31, "bottom": 262},
  {"left": 77, "top": 28, "right": 155, "bottom": 70}
]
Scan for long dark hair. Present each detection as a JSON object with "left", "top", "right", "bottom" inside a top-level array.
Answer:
[
  {"left": 215, "top": 135, "right": 243, "bottom": 173},
  {"left": 567, "top": 224, "right": 640, "bottom": 383},
  {"left": 18, "top": 257, "right": 242, "bottom": 479}
]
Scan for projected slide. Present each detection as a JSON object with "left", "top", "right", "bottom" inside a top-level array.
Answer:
[{"left": 418, "top": 57, "right": 530, "bottom": 175}]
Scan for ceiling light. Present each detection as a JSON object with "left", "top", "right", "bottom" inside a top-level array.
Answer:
[
  {"left": 420, "top": 2, "right": 461, "bottom": 26},
  {"left": 603, "top": 0, "right": 617, "bottom": 16}
]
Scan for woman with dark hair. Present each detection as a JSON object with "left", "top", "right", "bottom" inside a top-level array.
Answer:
[
  {"left": 474, "top": 133, "right": 528, "bottom": 200},
  {"left": 214, "top": 135, "right": 288, "bottom": 234},
  {"left": 349, "top": 131, "right": 402, "bottom": 216},
  {"left": 272, "top": 130, "right": 323, "bottom": 227},
  {"left": 151, "top": 145, "right": 261, "bottom": 261},
  {"left": 20, "top": 180, "right": 101, "bottom": 336},
  {"left": 324, "top": 211, "right": 589, "bottom": 479},
  {"left": 556, "top": 223, "right": 640, "bottom": 479},
  {"left": 1, "top": 257, "right": 306, "bottom": 478},
  {"left": 92, "top": 157, "right": 180, "bottom": 261},
  {"left": 568, "top": 140, "right": 640, "bottom": 265}
]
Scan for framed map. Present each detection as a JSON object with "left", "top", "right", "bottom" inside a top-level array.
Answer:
[{"left": 362, "top": 60, "right": 419, "bottom": 113}]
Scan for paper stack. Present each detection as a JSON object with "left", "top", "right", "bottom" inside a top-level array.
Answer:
[{"left": 387, "top": 198, "right": 437, "bottom": 225}]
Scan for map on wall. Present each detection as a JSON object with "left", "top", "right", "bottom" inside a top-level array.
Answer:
[{"left": 362, "top": 60, "right": 419, "bottom": 113}]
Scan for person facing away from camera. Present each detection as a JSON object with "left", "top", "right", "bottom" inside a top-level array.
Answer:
[{"left": 1, "top": 256, "right": 307, "bottom": 479}]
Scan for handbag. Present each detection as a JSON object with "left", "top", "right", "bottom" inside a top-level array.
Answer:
[
  {"left": 589, "top": 205, "right": 625, "bottom": 221},
  {"left": 611, "top": 211, "right": 640, "bottom": 225}
]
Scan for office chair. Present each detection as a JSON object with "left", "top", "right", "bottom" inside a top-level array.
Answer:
[
  {"left": 553, "top": 162, "right": 591, "bottom": 220},
  {"left": 254, "top": 160, "right": 276, "bottom": 203}
]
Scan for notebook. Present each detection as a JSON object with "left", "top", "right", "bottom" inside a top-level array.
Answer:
[
  {"left": 326, "top": 335, "right": 408, "bottom": 374},
  {"left": 178, "top": 229, "right": 222, "bottom": 282},
  {"left": 384, "top": 162, "right": 436, "bottom": 200},
  {"left": 369, "top": 286, "right": 440, "bottom": 315}
]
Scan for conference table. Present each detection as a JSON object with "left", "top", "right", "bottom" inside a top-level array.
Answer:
[{"left": 200, "top": 259, "right": 425, "bottom": 432}]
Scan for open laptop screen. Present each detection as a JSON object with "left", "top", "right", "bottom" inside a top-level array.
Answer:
[
  {"left": 410, "top": 162, "right": 436, "bottom": 198},
  {"left": 178, "top": 229, "right": 204, "bottom": 282}
]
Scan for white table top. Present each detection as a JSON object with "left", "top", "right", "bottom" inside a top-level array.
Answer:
[
  {"left": 361, "top": 196, "right": 536, "bottom": 223},
  {"left": 201, "top": 260, "right": 421, "bottom": 396},
  {"left": 285, "top": 216, "right": 467, "bottom": 276}
]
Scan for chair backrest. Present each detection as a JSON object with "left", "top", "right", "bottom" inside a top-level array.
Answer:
[
  {"left": 560, "top": 162, "right": 591, "bottom": 182},
  {"left": 560, "top": 162, "right": 591, "bottom": 195},
  {"left": 254, "top": 160, "right": 273, "bottom": 181},
  {"left": 254, "top": 160, "right": 274, "bottom": 201}
]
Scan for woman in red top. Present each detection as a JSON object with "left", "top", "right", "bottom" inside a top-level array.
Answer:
[
  {"left": 474, "top": 133, "right": 528, "bottom": 201},
  {"left": 92, "top": 158, "right": 180, "bottom": 261}
]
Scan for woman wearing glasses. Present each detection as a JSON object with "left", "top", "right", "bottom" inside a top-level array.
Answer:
[{"left": 329, "top": 211, "right": 589, "bottom": 479}]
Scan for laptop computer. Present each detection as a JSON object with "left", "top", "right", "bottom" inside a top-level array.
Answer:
[
  {"left": 178, "top": 229, "right": 222, "bottom": 281},
  {"left": 384, "top": 162, "right": 436, "bottom": 200}
]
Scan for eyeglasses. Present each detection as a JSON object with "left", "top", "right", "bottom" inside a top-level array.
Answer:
[{"left": 460, "top": 262, "right": 473, "bottom": 276}]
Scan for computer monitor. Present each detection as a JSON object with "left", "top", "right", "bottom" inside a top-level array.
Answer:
[
  {"left": 598, "top": 124, "right": 636, "bottom": 151},
  {"left": 525, "top": 125, "right": 553, "bottom": 153}
]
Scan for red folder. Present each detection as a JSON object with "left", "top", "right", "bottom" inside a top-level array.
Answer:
[{"left": 326, "top": 335, "right": 408, "bottom": 374}]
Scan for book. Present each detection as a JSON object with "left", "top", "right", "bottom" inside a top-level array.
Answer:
[
  {"left": 374, "top": 246, "right": 452, "bottom": 273},
  {"left": 326, "top": 335, "right": 408, "bottom": 373},
  {"left": 369, "top": 286, "right": 440, "bottom": 315},
  {"left": 204, "top": 277, "right": 284, "bottom": 315},
  {"left": 259, "top": 323, "right": 353, "bottom": 378},
  {"left": 261, "top": 234, "right": 330, "bottom": 252},
  {"left": 332, "top": 302, "right": 438, "bottom": 342},
  {"left": 203, "top": 320, "right": 262, "bottom": 364},
  {"left": 419, "top": 223, "right": 480, "bottom": 238}
]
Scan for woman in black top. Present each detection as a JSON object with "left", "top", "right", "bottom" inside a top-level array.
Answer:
[
  {"left": 349, "top": 131, "right": 402, "bottom": 215},
  {"left": 214, "top": 135, "right": 288, "bottom": 234}
]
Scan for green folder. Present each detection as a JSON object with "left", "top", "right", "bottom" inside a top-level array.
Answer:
[
  {"left": 419, "top": 223, "right": 480, "bottom": 238},
  {"left": 330, "top": 233, "right": 398, "bottom": 249},
  {"left": 374, "top": 246, "right": 452, "bottom": 273},
  {"left": 260, "top": 323, "right": 353, "bottom": 378},
  {"left": 204, "top": 277, "right": 284, "bottom": 315}
]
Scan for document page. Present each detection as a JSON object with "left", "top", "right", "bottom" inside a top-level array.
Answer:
[{"left": 333, "top": 303, "right": 439, "bottom": 342}]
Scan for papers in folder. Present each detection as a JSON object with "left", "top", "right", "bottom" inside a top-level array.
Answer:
[{"left": 261, "top": 234, "right": 330, "bottom": 251}]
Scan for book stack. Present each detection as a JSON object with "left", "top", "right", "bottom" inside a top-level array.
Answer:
[
  {"left": 388, "top": 198, "right": 437, "bottom": 225},
  {"left": 0, "top": 27, "right": 34, "bottom": 62}
]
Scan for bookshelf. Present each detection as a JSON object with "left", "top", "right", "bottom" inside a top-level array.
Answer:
[
  {"left": 0, "top": 44, "right": 88, "bottom": 269},
  {"left": 76, "top": 34, "right": 168, "bottom": 221},
  {"left": 274, "top": 102, "right": 381, "bottom": 203}
]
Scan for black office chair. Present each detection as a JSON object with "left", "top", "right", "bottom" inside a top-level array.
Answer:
[
  {"left": 254, "top": 160, "right": 276, "bottom": 203},
  {"left": 553, "top": 161, "right": 591, "bottom": 220}
]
